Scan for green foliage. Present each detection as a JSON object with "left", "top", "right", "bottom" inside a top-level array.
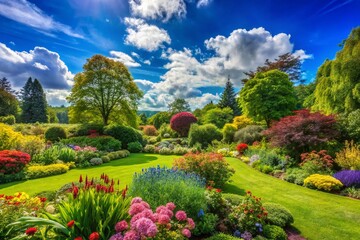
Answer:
[
  {"left": 104, "top": 124, "right": 143, "bottom": 149},
  {"left": 205, "top": 233, "right": 240, "bottom": 240},
  {"left": 61, "top": 136, "right": 121, "bottom": 152},
  {"left": 263, "top": 225, "right": 287, "bottom": 240},
  {"left": 168, "top": 98, "right": 191, "bottom": 115},
  {"left": 148, "top": 111, "right": 171, "bottom": 129},
  {"left": 284, "top": 168, "right": 310, "bottom": 185},
  {"left": 89, "top": 157, "right": 103, "bottom": 165},
  {"left": 103, "top": 150, "right": 130, "bottom": 161},
  {"left": 311, "top": 27, "right": 360, "bottom": 114},
  {"left": 234, "top": 125, "right": 265, "bottom": 144},
  {"left": 341, "top": 109, "right": 360, "bottom": 142},
  {"left": 188, "top": 123, "right": 222, "bottom": 148},
  {"left": 158, "top": 123, "right": 178, "bottom": 138},
  {"left": 294, "top": 82, "right": 316, "bottom": 109},
  {"left": 0, "top": 89, "right": 18, "bottom": 117},
  {"left": 218, "top": 78, "right": 241, "bottom": 116},
  {"left": 203, "top": 107, "right": 233, "bottom": 129},
  {"left": 263, "top": 203, "right": 294, "bottom": 227},
  {"left": 144, "top": 144, "right": 156, "bottom": 153},
  {"left": 74, "top": 123, "right": 105, "bottom": 136},
  {"left": 193, "top": 101, "right": 217, "bottom": 124},
  {"left": 232, "top": 115, "right": 254, "bottom": 129},
  {"left": 127, "top": 141, "right": 143, "bottom": 153},
  {"left": 222, "top": 123, "right": 237, "bottom": 143},
  {"left": 45, "top": 126, "right": 67, "bottom": 142},
  {"left": 239, "top": 70, "right": 297, "bottom": 127},
  {"left": 193, "top": 213, "right": 218, "bottom": 236},
  {"left": 26, "top": 163, "right": 69, "bottom": 179},
  {"left": 343, "top": 186, "right": 360, "bottom": 199},
  {"left": 304, "top": 174, "right": 343, "bottom": 192},
  {"left": 47, "top": 108, "right": 59, "bottom": 123},
  {"left": 223, "top": 193, "right": 244, "bottom": 206},
  {"left": 0, "top": 115, "right": 16, "bottom": 125},
  {"left": 67, "top": 54, "right": 142, "bottom": 125},
  {"left": 32, "top": 145, "right": 76, "bottom": 165}
]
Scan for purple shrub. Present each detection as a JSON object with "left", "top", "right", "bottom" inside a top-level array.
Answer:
[{"left": 333, "top": 170, "right": 360, "bottom": 187}]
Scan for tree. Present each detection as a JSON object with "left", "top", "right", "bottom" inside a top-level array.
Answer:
[
  {"left": 0, "top": 89, "right": 18, "bottom": 117},
  {"left": 168, "top": 98, "right": 191, "bottom": 116},
  {"left": 310, "top": 27, "right": 360, "bottom": 114},
  {"left": 294, "top": 82, "right": 316, "bottom": 109},
  {"left": 170, "top": 112, "right": 197, "bottom": 137},
  {"left": 67, "top": 55, "right": 143, "bottom": 125},
  {"left": 203, "top": 107, "right": 233, "bottom": 129},
  {"left": 193, "top": 101, "right": 217, "bottom": 124},
  {"left": 139, "top": 113, "right": 148, "bottom": 125},
  {"left": 243, "top": 53, "right": 303, "bottom": 83},
  {"left": 148, "top": 112, "right": 171, "bottom": 129},
  {"left": 218, "top": 76, "right": 241, "bottom": 116},
  {"left": 239, "top": 70, "right": 297, "bottom": 127},
  {"left": 0, "top": 77, "right": 16, "bottom": 94}
]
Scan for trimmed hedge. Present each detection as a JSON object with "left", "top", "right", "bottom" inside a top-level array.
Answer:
[
  {"left": 263, "top": 202, "right": 294, "bottom": 227},
  {"left": 104, "top": 124, "right": 143, "bottom": 149},
  {"left": 45, "top": 126, "right": 67, "bottom": 142},
  {"left": 26, "top": 163, "right": 69, "bottom": 179},
  {"left": 188, "top": 124, "right": 222, "bottom": 148}
]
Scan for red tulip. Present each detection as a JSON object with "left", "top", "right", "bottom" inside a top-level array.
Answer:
[
  {"left": 67, "top": 220, "right": 75, "bottom": 228},
  {"left": 89, "top": 232, "right": 100, "bottom": 240},
  {"left": 25, "top": 227, "right": 37, "bottom": 235}
]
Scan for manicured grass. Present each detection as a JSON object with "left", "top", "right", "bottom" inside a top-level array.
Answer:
[{"left": 1, "top": 154, "right": 359, "bottom": 240}]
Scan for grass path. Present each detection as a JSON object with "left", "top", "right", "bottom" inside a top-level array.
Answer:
[{"left": 1, "top": 154, "right": 360, "bottom": 239}]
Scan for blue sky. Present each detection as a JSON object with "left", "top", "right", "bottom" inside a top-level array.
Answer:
[{"left": 0, "top": 0, "right": 359, "bottom": 110}]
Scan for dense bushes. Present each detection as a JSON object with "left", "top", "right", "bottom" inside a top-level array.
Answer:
[
  {"left": 222, "top": 124, "right": 237, "bottom": 143},
  {"left": 0, "top": 115, "right": 16, "bottom": 125},
  {"left": 32, "top": 145, "right": 76, "bottom": 165},
  {"left": 0, "top": 150, "right": 30, "bottom": 174},
  {"left": 74, "top": 123, "right": 104, "bottom": 136},
  {"left": 234, "top": 125, "right": 265, "bottom": 144},
  {"left": 263, "top": 225, "right": 287, "bottom": 240},
  {"left": 300, "top": 150, "right": 334, "bottom": 173},
  {"left": 102, "top": 150, "right": 130, "bottom": 161},
  {"left": 127, "top": 141, "right": 143, "bottom": 153},
  {"left": 142, "top": 125, "right": 158, "bottom": 136},
  {"left": 173, "top": 152, "right": 235, "bottom": 188},
  {"left": 158, "top": 123, "right": 178, "bottom": 138},
  {"left": 304, "top": 174, "right": 343, "bottom": 192},
  {"left": 188, "top": 124, "right": 222, "bottom": 148},
  {"left": 45, "top": 126, "right": 67, "bottom": 142},
  {"left": 104, "top": 124, "right": 143, "bottom": 149},
  {"left": 335, "top": 141, "right": 360, "bottom": 170},
  {"left": 333, "top": 170, "right": 360, "bottom": 187},
  {"left": 232, "top": 115, "right": 254, "bottom": 129},
  {"left": 170, "top": 112, "right": 197, "bottom": 137},
  {"left": 26, "top": 163, "right": 69, "bottom": 179},
  {"left": 203, "top": 107, "right": 233, "bottom": 129},
  {"left": 263, "top": 203, "right": 294, "bottom": 227},
  {"left": 61, "top": 136, "right": 121, "bottom": 151}
]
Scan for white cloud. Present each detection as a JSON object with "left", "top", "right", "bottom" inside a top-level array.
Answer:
[
  {"left": 131, "top": 52, "right": 140, "bottom": 59},
  {"left": 293, "top": 49, "right": 313, "bottom": 61},
  {"left": 0, "top": 0, "right": 83, "bottom": 38},
  {"left": 143, "top": 60, "right": 151, "bottom": 65},
  {"left": 45, "top": 89, "right": 70, "bottom": 106},
  {"left": 134, "top": 79, "right": 155, "bottom": 92},
  {"left": 129, "top": 0, "right": 186, "bottom": 22},
  {"left": 9, "top": 41, "right": 15, "bottom": 45},
  {"left": 197, "top": 0, "right": 211, "bottom": 8},
  {"left": 124, "top": 17, "right": 171, "bottom": 52},
  {"left": 0, "top": 42, "right": 74, "bottom": 90},
  {"left": 109, "top": 51, "right": 141, "bottom": 67}
]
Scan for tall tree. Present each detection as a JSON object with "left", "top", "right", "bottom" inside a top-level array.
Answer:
[
  {"left": 0, "top": 77, "right": 15, "bottom": 94},
  {"left": 218, "top": 76, "right": 241, "bottom": 116},
  {"left": 243, "top": 53, "right": 303, "bottom": 83},
  {"left": 67, "top": 55, "right": 143, "bottom": 125},
  {"left": 239, "top": 70, "right": 297, "bottom": 127},
  {"left": 168, "top": 98, "right": 191, "bottom": 115},
  {"left": 0, "top": 89, "right": 18, "bottom": 117},
  {"left": 20, "top": 77, "right": 34, "bottom": 122}
]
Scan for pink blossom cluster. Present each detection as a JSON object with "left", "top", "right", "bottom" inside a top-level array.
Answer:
[
  {"left": 110, "top": 197, "right": 195, "bottom": 240},
  {"left": 73, "top": 146, "right": 97, "bottom": 152}
]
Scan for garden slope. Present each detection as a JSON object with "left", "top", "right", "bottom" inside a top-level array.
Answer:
[{"left": 0, "top": 154, "right": 359, "bottom": 240}]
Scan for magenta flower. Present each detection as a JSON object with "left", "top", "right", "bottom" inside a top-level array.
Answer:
[
  {"left": 129, "top": 203, "right": 145, "bottom": 216},
  {"left": 131, "top": 197, "right": 143, "bottom": 205},
  {"left": 115, "top": 220, "right": 128, "bottom": 233},
  {"left": 156, "top": 206, "right": 173, "bottom": 218},
  {"left": 182, "top": 228, "right": 191, "bottom": 238},
  {"left": 175, "top": 211, "right": 187, "bottom": 221},
  {"left": 110, "top": 233, "right": 124, "bottom": 240},
  {"left": 135, "top": 217, "right": 157, "bottom": 237},
  {"left": 146, "top": 224, "right": 158, "bottom": 237},
  {"left": 187, "top": 218, "right": 195, "bottom": 230},
  {"left": 123, "top": 230, "right": 140, "bottom": 240},
  {"left": 140, "top": 201, "right": 150, "bottom": 209},
  {"left": 158, "top": 214, "right": 171, "bottom": 225},
  {"left": 166, "top": 202, "right": 176, "bottom": 211}
]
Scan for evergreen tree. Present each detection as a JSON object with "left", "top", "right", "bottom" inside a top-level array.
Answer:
[
  {"left": 0, "top": 77, "right": 15, "bottom": 94},
  {"left": 218, "top": 76, "right": 241, "bottom": 116},
  {"left": 20, "top": 77, "right": 34, "bottom": 122}
]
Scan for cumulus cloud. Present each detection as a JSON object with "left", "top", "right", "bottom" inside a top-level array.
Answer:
[
  {"left": 45, "top": 89, "right": 70, "bottom": 106},
  {"left": 293, "top": 49, "right": 313, "bottom": 61},
  {"left": 0, "top": 0, "right": 83, "bottom": 38},
  {"left": 134, "top": 79, "right": 155, "bottom": 92},
  {"left": 109, "top": 51, "right": 141, "bottom": 67},
  {"left": 0, "top": 42, "right": 74, "bottom": 90},
  {"left": 197, "top": 0, "right": 211, "bottom": 8},
  {"left": 124, "top": 17, "right": 171, "bottom": 52},
  {"left": 129, "top": 0, "right": 186, "bottom": 22}
]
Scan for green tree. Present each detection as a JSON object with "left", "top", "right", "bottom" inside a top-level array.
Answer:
[
  {"left": 0, "top": 77, "right": 16, "bottom": 94},
  {"left": 218, "top": 76, "right": 241, "bottom": 116},
  {"left": 48, "top": 108, "right": 59, "bottom": 123},
  {"left": 139, "top": 113, "right": 148, "bottom": 125},
  {"left": 193, "top": 101, "right": 217, "bottom": 124},
  {"left": 168, "top": 98, "right": 191, "bottom": 115},
  {"left": 0, "top": 89, "right": 18, "bottom": 117},
  {"left": 148, "top": 111, "right": 170, "bottom": 129},
  {"left": 203, "top": 107, "right": 233, "bottom": 129},
  {"left": 67, "top": 55, "right": 143, "bottom": 125},
  {"left": 20, "top": 77, "right": 34, "bottom": 122},
  {"left": 311, "top": 27, "right": 360, "bottom": 114},
  {"left": 294, "top": 82, "right": 315, "bottom": 109},
  {"left": 239, "top": 70, "right": 297, "bottom": 127}
]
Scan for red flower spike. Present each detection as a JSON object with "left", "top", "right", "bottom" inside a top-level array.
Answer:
[
  {"left": 25, "top": 227, "right": 37, "bottom": 236},
  {"left": 85, "top": 175, "right": 88, "bottom": 185},
  {"left": 73, "top": 186, "right": 79, "bottom": 199},
  {"left": 89, "top": 232, "right": 100, "bottom": 240},
  {"left": 79, "top": 175, "right": 83, "bottom": 183},
  {"left": 67, "top": 220, "right": 75, "bottom": 228}
]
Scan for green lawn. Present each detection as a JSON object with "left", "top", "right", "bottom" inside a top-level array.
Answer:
[{"left": 1, "top": 154, "right": 360, "bottom": 240}]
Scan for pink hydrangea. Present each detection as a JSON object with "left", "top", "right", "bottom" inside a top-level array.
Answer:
[
  {"left": 110, "top": 233, "right": 124, "bottom": 240},
  {"left": 131, "top": 197, "right": 143, "bottom": 205},
  {"left": 182, "top": 228, "right": 191, "bottom": 238},
  {"left": 140, "top": 201, "right": 150, "bottom": 209},
  {"left": 187, "top": 218, "right": 195, "bottom": 230},
  {"left": 146, "top": 224, "right": 158, "bottom": 237},
  {"left": 135, "top": 218, "right": 157, "bottom": 237},
  {"left": 123, "top": 230, "right": 140, "bottom": 240},
  {"left": 156, "top": 206, "right": 173, "bottom": 218},
  {"left": 175, "top": 211, "right": 187, "bottom": 221},
  {"left": 152, "top": 213, "right": 159, "bottom": 222},
  {"left": 115, "top": 220, "right": 128, "bottom": 233},
  {"left": 166, "top": 202, "right": 176, "bottom": 211},
  {"left": 129, "top": 203, "right": 145, "bottom": 216},
  {"left": 157, "top": 214, "right": 171, "bottom": 225}
]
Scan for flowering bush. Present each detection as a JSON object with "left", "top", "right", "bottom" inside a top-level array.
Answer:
[
  {"left": 170, "top": 112, "right": 198, "bottom": 137},
  {"left": 0, "top": 150, "right": 30, "bottom": 174},
  {"left": 335, "top": 141, "right": 360, "bottom": 170},
  {"left": 109, "top": 198, "right": 195, "bottom": 239},
  {"left": 26, "top": 163, "right": 70, "bottom": 179},
  {"left": 263, "top": 203, "right": 294, "bottom": 228},
  {"left": 237, "top": 143, "right": 248, "bottom": 154},
  {"left": 173, "top": 152, "right": 235, "bottom": 188},
  {"left": 333, "top": 170, "right": 360, "bottom": 187},
  {"left": 228, "top": 191, "right": 267, "bottom": 235},
  {"left": 304, "top": 174, "right": 343, "bottom": 192},
  {"left": 61, "top": 136, "right": 121, "bottom": 152},
  {"left": 300, "top": 150, "right": 334, "bottom": 173},
  {"left": 232, "top": 116, "right": 254, "bottom": 129}
]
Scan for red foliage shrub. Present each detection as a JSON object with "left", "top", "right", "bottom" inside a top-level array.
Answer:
[
  {"left": 0, "top": 150, "right": 31, "bottom": 174},
  {"left": 170, "top": 112, "right": 197, "bottom": 137},
  {"left": 300, "top": 150, "right": 334, "bottom": 170},
  {"left": 236, "top": 143, "right": 248, "bottom": 153},
  {"left": 143, "top": 125, "right": 158, "bottom": 136},
  {"left": 263, "top": 109, "right": 339, "bottom": 158}
]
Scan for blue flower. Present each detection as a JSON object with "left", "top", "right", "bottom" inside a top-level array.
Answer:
[
  {"left": 197, "top": 209, "right": 205, "bottom": 218},
  {"left": 233, "top": 230, "right": 241, "bottom": 237}
]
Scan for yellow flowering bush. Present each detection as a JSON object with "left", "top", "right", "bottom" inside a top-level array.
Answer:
[
  {"left": 303, "top": 174, "right": 343, "bottom": 192},
  {"left": 232, "top": 116, "right": 254, "bottom": 129},
  {"left": 335, "top": 141, "right": 360, "bottom": 170},
  {"left": 26, "top": 163, "right": 70, "bottom": 179}
]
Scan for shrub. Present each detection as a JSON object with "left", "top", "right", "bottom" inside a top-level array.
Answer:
[
  {"left": 170, "top": 112, "right": 198, "bottom": 137},
  {"left": 173, "top": 146, "right": 189, "bottom": 155},
  {"left": 101, "top": 156, "right": 110, "bottom": 163},
  {"left": 103, "top": 150, "right": 130, "bottom": 161},
  {"left": 32, "top": 145, "right": 76, "bottom": 165},
  {"left": 61, "top": 136, "right": 121, "bottom": 152},
  {"left": 263, "top": 109, "right": 339, "bottom": 159},
  {"left": 18, "top": 135, "right": 44, "bottom": 157},
  {"left": 159, "top": 147, "right": 173, "bottom": 155},
  {"left": 222, "top": 123, "right": 237, "bottom": 143},
  {"left": 144, "top": 145, "right": 156, "bottom": 153},
  {"left": 104, "top": 124, "right": 143, "bottom": 149},
  {"left": 263, "top": 203, "right": 294, "bottom": 227},
  {"left": 193, "top": 213, "right": 218, "bottom": 236},
  {"left": 343, "top": 187, "right": 360, "bottom": 199},
  {"left": 244, "top": 147, "right": 287, "bottom": 170},
  {"left": 127, "top": 141, "right": 143, "bottom": 153},
  {"left": 203, "top": 107, "right": 233, "bottom": 129},
  {"left": 129, "top": 166, "right": 207, "bottom": 219},
  {"left": 343, "top": 109, "right": 360, "bottom": 142},
  {"left": 0, "top": 150, "right": 30, "bottom": 174},
  {"left": 284, "top": 168, "right": 310, "bottom": 185},
  {"left": 148, "top": 111, "right": 171, "bottom": 129},
  {"left": 206, "top": 233, "right": 240, "bottom": 240},
  {"left": 143, "top": 125, "right": 158, "bottom": 136},
  {"left": 45, "top": 126, "right": 67, "bottom": 142},
  {"left": 173, "top": 152, "right": 235, "bottom": 188},
  {"left": 304, "top": 174, "right": 343, "bottom": 192},
  {"left": 188, "top": 124, "right": 222, "bottom": 149},
  {"left": 234, "top": 125, "right": 265, "bottom": 144},
  {"left": 263, "top": 225, "right": 287, "bottom": 240},
  {"left": 26, "top": 164, "right": 69, "bottom": 179},
  {"left": 89, "top": 157, "right": 103, "bottom": 166},
  {"left": 335, "top": 141, "right": 360, "bottom": 170},
  {"left": 74, "top": 123, "right": 104, "bottom": 136},
  {"left": 300, "top": 150, "right": 334, "bottom": 173},
  {"left": 232, "top": 115, "right": 254, "bottom": 129},
  {"left": 223, "top": 193, "right": 244, "bottom": 206},
  {"left": 236, "top": 143, "right": 248, "bottom": 154},
  {"left": 0, "top": 115, "right": 16, "bottom": 125},
  {"left": 333, "top": 170, "right": 360, "bottom": 187}
]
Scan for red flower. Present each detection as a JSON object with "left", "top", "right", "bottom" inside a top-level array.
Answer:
[
  {"left": 216, "top": 188, "right": 222, "bottom": 193},
  {"left": 39, "top": 197, "right": 47, "bottom": 203},
  {"left": 236, "top": 143, "right": 248, "bottom": 153},
  {"left": 25, "top": 227, "right": 37, "bottom": 235},
  {"left": 79, "top": 174, "right": 83, "bottom": 183},
  {"left": 73, "top": 186, "right": 79, "bottom": 199},
  {"left": 89, "top": 232, "right": 100, "bottom": 240},
  {"left": 74, "top": 237, "right": 83, "bottom": 240},
  {"left": 67, "top": 220, "right": 75, "bottom": 228}
]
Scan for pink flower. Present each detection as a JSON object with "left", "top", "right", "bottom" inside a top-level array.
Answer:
[
  {"left": 175, "top": 211, "right": 187, "bottom": 221},
  {"left": 123, "top": 230, "right": 140, "bottom": 240},
  {"left": 187, "top": 218, "right": 195, "bottom": 230},
  {"left": 157, "top": 214, "right": 171, "bottom": 225},
  {"left": 115, "top": 220, "right": 128, "bottom": 232},
  {"left": 182, "top": 228, "right": 191, "bottom": 238},
  {"left": 135, "top": 217, "right": 157, "bottom": 237},
  {"left": 146, "top": 224, "right": 158, "bottom": 237},
  {"left": 131, "top": 197, "right": 142, "bottom": 205},
  {"left": 110, "top": 233, "right": 124, "bottom": 240},
  {"left": 156, "top": 206, "right": 173, "bottom": 218},
  {"left": 140, "top": 201, "right": 150, "bottom": 209},
  {"left": 166, "top": 202, "right": 176, "bottom": 211},
  {"left": 129, "top": 203, "right": 145, "bottom": 216},
  {"left": 152, "top": 213, "right": 159, "bottom": 222}
]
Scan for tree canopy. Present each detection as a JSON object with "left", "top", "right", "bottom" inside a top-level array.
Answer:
[
  {"left": 203, "top": 107, "right": 233, "bottom": 129},
  {"left": 0, "top": 89, "right": 18, "bottom": 117},
  {"left": 67, "top": 55, "right": 143, "bottom": 126},
  {"left": 239, "top": 70, "right": 297, "bottom": 127},
  {"left": 218, "top": 77, "right": 241, "bottom": 116},
  {"left": 168, "top": 98, "right": 191, "bottom": 116}
]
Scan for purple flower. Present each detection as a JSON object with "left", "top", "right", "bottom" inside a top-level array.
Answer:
[
  {"left": 110, "top": 233, "right": 124, "bottom": 240},
  {"left": 123, "top": 230, "right": 140, "bottom": 240},
  {"left": 333, "top": 170, "right": 360, "bottom": 187},
  {"left": 241, "top": 231, "right": 252, "bottom": 240},
  {"left": 134, "top": 217, "right": 157, "bottom": 237}
]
